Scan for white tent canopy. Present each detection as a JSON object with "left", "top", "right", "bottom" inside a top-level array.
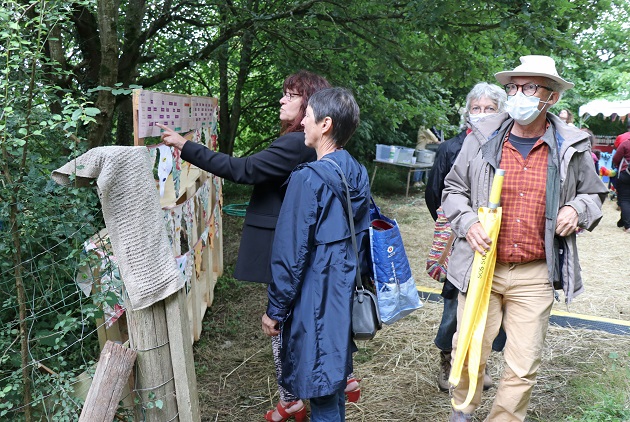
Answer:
[{"left": 578, "top": 99, "right": 630, "bottom": 119}]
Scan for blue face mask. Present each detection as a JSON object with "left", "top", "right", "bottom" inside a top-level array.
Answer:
[{"left": 506, "top": 92, "right": 552, "bottom": 125}]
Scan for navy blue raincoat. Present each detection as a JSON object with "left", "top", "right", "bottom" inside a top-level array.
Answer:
[{"left": 267, "top": 150, "right": 371, "bottom": 399}]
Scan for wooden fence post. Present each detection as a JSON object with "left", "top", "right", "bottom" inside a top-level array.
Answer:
[
  {"left": 79, "top": 341, "right": 136, "bottom": 422},
  {"left": 165, "top": 288, "right": 200, "bottom": 421},
  {"left": 126, "top": 299, "right": 178, "bottom": 421},
  {"left": 125, "top": 287, "right": 200, "bottom": 422}
]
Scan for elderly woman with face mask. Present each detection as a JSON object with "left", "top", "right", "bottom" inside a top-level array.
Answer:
[{"left": 424, "top": 82, "right": 508, "bottom": 393}]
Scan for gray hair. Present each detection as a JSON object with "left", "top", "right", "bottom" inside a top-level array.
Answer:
[
  {"left": 460, "top": 82, "right": 507, "bottom": 129},
  {"left": 308, "top": 87, "right": 360, "bottom": 147},
  {"left": 465, "top": 82, "right": 507, "bottom": 115},
  {"left": 533, "top": 77, "right": 565, "bottom": 103},
  {"left": 545, "top": 78, "right": 565, "bottom": 94}
]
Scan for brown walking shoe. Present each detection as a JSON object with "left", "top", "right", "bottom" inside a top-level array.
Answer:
[{"left": 438, "top": 350, "right": 451, "bottom": 392}]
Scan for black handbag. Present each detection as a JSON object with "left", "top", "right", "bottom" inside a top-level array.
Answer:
[{"left": 323, "top": 158, "right": 381, "bottom": 340}]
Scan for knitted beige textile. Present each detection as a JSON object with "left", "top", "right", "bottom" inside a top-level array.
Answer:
[{"left": 52, "top": 146, "right": 184, "bottom": 310}]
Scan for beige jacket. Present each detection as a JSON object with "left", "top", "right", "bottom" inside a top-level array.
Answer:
[{"left": 441, "top": 112, "right": 608, "bottom": 304}]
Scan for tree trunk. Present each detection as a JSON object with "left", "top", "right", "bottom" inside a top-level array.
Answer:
[
  {"left": 88, "top": 0, "right": 120, "bottom": 148},
  {"left": 217, "top": 41, "right": 231, "bottom": 155},
  {"left": 227, "top": 29, "right": 254, "bottom": 150},
  {"left": 115, "top": 97, "right": 135, "bottom": 146},
  {"left": 115, "top": 0, "right": 147, "bottom": 145}
]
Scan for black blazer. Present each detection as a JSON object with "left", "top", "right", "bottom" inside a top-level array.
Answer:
[{"left": 180, "top": 132, "right": 316, "bottom": 283}]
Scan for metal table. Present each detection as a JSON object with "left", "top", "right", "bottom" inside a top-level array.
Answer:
[{"left": 371, "top": 159, "right": 433, "bottom": 197}]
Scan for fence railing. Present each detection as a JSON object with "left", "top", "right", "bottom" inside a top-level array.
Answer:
[{"left": 78, "top": 90, "right": 223, "bottom": 420}]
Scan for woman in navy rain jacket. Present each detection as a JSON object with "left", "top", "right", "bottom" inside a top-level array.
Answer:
[{"left": 262, "top": 88, "right": 371, "bottom": 422}]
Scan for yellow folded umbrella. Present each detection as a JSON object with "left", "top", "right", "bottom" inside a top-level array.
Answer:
[{"left": 449, "top": 169, "right": 505, "bottom": 410}]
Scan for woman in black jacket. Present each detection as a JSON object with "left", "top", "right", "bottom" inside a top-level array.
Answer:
[{"left": 160, "top": 71, "right": 358, "bottom": 421}]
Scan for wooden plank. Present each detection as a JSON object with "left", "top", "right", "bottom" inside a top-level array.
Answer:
[
  {"left": 187, "top": 182, "right": 202, "bottom": 342},
  {"left": 127, "top": 301, "right": 177, "bottom": 421},
  {"left": 79, "top": 341, "right": 136, "bottom": 422},
  {"left": 211, "top": 178, "right": 224, "bottom": 276},
  {"left": 201, "top": 238, "right": 212, "bottom": 307},
  {"left": 132, "top": 90, "right": 142, "bottom": 146},
  {"left": 165, "top": 288, "right": 201, "bottom": 422}
]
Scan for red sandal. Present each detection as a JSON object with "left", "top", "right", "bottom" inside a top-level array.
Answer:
[
  {"left": 264, "top": 400, "right": 306, "bottom": 422},
  {"left": 345, "top": 378, "right": 361, "bottom": 403}
]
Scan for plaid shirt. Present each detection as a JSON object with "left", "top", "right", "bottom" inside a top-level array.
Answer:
[{"left": 496, "top": 136, "right": 548, "bottom": 263}]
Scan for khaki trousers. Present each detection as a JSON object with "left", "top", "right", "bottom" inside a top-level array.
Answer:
[{"left": 451, "top": 260, "right": 554, "bottom": 421}]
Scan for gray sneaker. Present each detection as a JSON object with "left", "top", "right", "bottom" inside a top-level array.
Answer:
[
  {"left": 438, "top": 350, "right": 451, "bottom": 392},
  {"left": 449, "top": 410, "right": 473, "bottom": 421}
]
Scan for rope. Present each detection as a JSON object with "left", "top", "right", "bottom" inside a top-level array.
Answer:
[{"left": 223, "top": 202, "right": 248, "bottom": 217}]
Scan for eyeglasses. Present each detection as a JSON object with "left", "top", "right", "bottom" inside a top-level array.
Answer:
[
  {"left": 504, "top": 83, "right": 553, "bottom": 97},
  {"left": 469, "top": 106, "right": 497, "bottom": 114},
  {"left": 282, "top": 92, "right": 300, "bottom": 101}
]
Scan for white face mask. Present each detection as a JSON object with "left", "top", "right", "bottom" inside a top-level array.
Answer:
[
  {"left": 506, "top": 91, "right": 550, "bottom": 125},
  {"left": 469, "top": 113, "right": 492, "bottom": 124}
]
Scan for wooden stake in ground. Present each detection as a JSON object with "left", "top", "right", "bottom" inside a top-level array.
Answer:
[{"left": 79, "top": 341, "right": 136, "bottom": 422}]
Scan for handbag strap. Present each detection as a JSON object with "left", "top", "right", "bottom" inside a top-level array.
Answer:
[
  {"left": 321, "top": 157, "right": 364, "bottom": 291},
  {"left": 438, "top": 232, "right": 455, "bottom": 265},
  {"left": 370, "top": 196, "right": 384, "bottom": 219}
]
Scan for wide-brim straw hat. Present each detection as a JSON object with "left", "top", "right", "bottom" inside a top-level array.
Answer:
[{"left": 495, "top": 55, "right": 574, "bottom": 91}]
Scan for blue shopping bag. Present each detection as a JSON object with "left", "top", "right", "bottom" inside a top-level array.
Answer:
[{"left": 369, "top": 198, "right": 423, "bottom": 324}]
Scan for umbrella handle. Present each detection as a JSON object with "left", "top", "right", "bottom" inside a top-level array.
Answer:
[{"left": 488, "top": 169, "right": 505, "bottom": 209}]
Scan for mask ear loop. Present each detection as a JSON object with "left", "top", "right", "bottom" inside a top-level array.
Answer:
[{"left": 539, "top": 92, "right": 554, "bottom": 111}]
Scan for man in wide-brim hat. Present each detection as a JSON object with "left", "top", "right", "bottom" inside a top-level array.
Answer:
[{"left": 441, "top": 55, "right": 609, "bottom": 421}]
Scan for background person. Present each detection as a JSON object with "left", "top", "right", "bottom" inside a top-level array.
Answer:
[
  {"left": 580, "top": 128, "right": 600, "bottom": 173},
  {"left": 442, "top": 55, "right": 608, "bottom": 422},
  {"left": 412, "top": 127, "right": 439, "bottom": 187},
  {"left": 424, "top": 82, "right": 507, "bottom": 392},
  {"left": 558, "top": 108, "right": 575, "bottom": 126},
  {"left": 614, "top": 119, "right": 630, "bottom": 150},
  {"left": 159, "top": 71, "right": 359, "bottom": 422},
  {"left": 262, "top": 88, "right": 370, "bottom": 422},
  {"left": 613, "top": 136, "right": 630, "bottom": 233}
]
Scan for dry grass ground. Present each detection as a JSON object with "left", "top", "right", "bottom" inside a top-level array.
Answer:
[{"left": 194, "top": 183, "right": 630, "bottom": 421}]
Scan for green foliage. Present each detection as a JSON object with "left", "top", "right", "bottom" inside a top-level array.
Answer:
[
  {"left": 146, "top": 0, "right": 614, "bottom": 161},
  {"left": 0, "top": 1, "right": 114, "bottom": 418},
  {"left": 353, "top": 344, "right": 377, "bottom": 365},
  {"left": 201, "top": 272, "right": 249, "bottom": 338},
  {"left": 550, "top": 0, "right": 629, "bottom": 128}
]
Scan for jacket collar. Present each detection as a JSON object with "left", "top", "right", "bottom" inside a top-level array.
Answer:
[{"left": 471, "top": 112, "right": 591, "bottom": 168}]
